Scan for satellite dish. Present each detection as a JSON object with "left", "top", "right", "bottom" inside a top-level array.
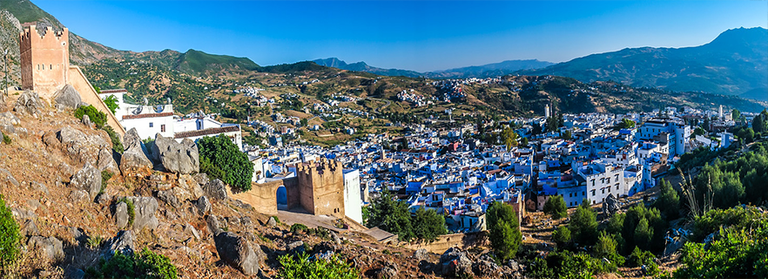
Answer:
[
  {"left": 143, "top": 97, "right": 148, "bottom": 105},
  {"left": 132, "top": 106, "right": 143, "bottom": 115},
  {"left": 154, "top": 105, "right": 164, "bottom": 113}
]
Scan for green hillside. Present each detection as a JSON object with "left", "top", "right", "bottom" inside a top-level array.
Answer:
[{"left": 175, "top": 49, "right": 260, "bottom": 75}]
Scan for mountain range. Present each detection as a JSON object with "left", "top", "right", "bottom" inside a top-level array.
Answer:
[
  {"left": 0, "top": 0, "right": 766, "bottom": 101},
  {"left": 312, "top": 57, "right": 554, "bottom": 79}
]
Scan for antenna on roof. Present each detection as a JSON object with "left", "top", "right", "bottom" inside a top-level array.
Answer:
[{"left": 143, "top": 97, "right": 148, "bottom": 105}]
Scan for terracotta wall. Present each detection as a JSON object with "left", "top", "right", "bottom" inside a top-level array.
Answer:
[
  {"left": 405, "top": 232, "right": 488, "bottom": 254},
  {"left": 68, "top": 66, "right": 125, "bottom": 137}
]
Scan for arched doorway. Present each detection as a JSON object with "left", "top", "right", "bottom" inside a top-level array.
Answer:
[{"left": 276, "top": 185, "right": 288, "bottom": 210}]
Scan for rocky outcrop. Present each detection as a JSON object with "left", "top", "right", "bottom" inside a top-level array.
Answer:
[
  {"left": 214, "top": 232, "right": 261, "bottom": 275},
  {"left": 53, "top": 84, "right": 83, "bottom": 109},
  {"left": 439, "top": 247, "right": 472, "bottom": 278},
  {"left": 120, "top": 128, "right": 152, "bottom": 176},
  {"left": 27, "top": 236, "right": 64, "bottom": 262},
  {"left": 203, "top": 179, "right": 227, "bottom": 201},
  {"left": 115, "top": 201, "right": 129, "bottom": 229},
  {"left": 376, "top": 263, "right": 399, "bottom": 279},
  {"left": 126, "top": 196, "right": 159, "bottom": 231},
  {"left": 603, "top": 194, "right": 621, "bottom": 216},
  {"left": 195, "top": 196, "right": 211, "bottom": 216},
  {"left": 14, "top": 90, "right": 43, "bottom": 117},
  {"left": 152, "top": 135, "right": 199, "bottom": 174},
  {"left": 102, "top": 230, "right": 135, "bottom": 261},
  {"left": 70, "top": 163, "right": 101, "bottom": 198},
  {"left": 43, "top": 126, "right": 117, "bottom": 172},
  {"left": 413, "top": 249, "right": 429, "bottom": 262},
  {"left": 82, "top": 114, "right": 92, "bottom": 127}
]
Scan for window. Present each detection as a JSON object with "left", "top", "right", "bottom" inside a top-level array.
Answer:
[
  {"left": 608, "top": 187, "right": 611, "bottom": 192},
  {"left": 161, "top": 124, "right": 166, "bottom": 133},
  {"left": 583, "top": 191, "right": 586, "bottom": 196},
  {"left": 149, "top": 122, "right": 154, "bottom": 128},
  {"left": 607, "top": 178, "right": 611, "bottom": 184},
  {"left": 592, "top": 179, "right": 595, "bottom": 186},
  {"left": 49, "top": 64, "right": 52, "bottom": 70},
  {"left": 602, "top": 188, "right": 605, "bottom": 194},
  {"left": 591, "top": 189, "right": 596, "bottom": 196},
  {"left": 616, "top": 184, "right": 620, "bottom": 190}
]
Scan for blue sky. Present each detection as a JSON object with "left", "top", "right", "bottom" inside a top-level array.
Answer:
[{"left": 33, "top": 0, "right": 768, "bottom": 72}]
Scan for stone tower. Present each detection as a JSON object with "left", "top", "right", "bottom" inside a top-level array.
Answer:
[
  {"left": 19, "top": 24, "right": 69, "bottom": 98},
  {"left": 296, "top": 158, "right": 345, "bottom": 217}
]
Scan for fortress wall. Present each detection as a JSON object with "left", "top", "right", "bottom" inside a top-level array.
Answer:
[{"left": 68, "top": 66, "right": 125, "bottom": 137}]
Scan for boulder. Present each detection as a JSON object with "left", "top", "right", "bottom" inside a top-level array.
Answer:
[
  {"left": 184, "top": 224, "right": 201, "bottom": 241},
  {"left": 213, "top": 232, "right": 261, "bottom": 275},
  {"left": 195, "top": 196, "right": 212, "bottom": 215},
  {"left": 13, "top": 90, "right": 43, "bottom": 117},
  {"left": 96, "top": 148, "right": 119, "bottom": 175},
  {"left": 20, "top": 219, "right": 40, "bottom": 236},
  {"left": 207, "top": 215, "right": 223, "bottom": 236},
  {"left": 70, "top": 164, "right": 101, "bottom": 198},
  {"left": 31, "top": 181, "right": 49, "bottom": 195},
  {"left": 266, "top": 216, "right": 277, "bottom": 227},
  {"left": 155, "top": 190, "right": 180, "bottom": 208},
  {"left": 439, "top": 247, "right": 472, "bottom": 277},
  {"left": 203, "top": 179, "right": 227, "bottom": 201},
  {"left": 126, "top": 197, "right": 159, "bottom": 231},
  {"left": 120, "top": 144, "right": 152, "bottom": 176},
  {"left": 53, "top": 84, "right": 83, "bottom": 109},
  {"left": 27, "top": 236, "right": 64, "bottom": 262},
  {"left": 413, "top": 249, "right": 429, "bottom": 262},
  {"left": 287, "top": 240, "right": 305, "bottom": 254},
  {"left": 82, "top": 114, "right": 92, "bottom": 127},
  {"left": 193, "top": 173, "right": 209, "bottom": 187},
  {"left": 472, "top": 256, "right": 502, "bottom": 278},
  {"left": 69, "top": 189, "right": 90, "bottom": 204},
  {"left": 102, "top": 230, "right": 135, "bottom": 261},
  {"left": 114, "top": 202, "right": 129, "bottom": 229},
  {"left": 44, "top": 126, "right": 112, "bottom": 168},
  {"left": 602, "top": 194, "right": 621, "bottom": 216},
  {"left": 376, "top": 263, "right": 399, "bottom": 279},
  {"left": 0, "top": 168, "right": 19, "bottom": 187},
  {"left": 152, "top": 135, "right": 199, "bottom": 174},
  {"left": 95, "top": 193, "right": 111, "bottom": 205}
]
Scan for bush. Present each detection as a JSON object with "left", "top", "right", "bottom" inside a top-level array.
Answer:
[
  {"left": 75, "top": 105, "right": 107, "bottom": 129},
  {"left": 366, "top": 191, "right": 415, "bottom": 241},
  {"left": 532, "top": 250, "right": 617, "bottom": 279},
  {"left": 543, "top": 196, "right": 568, "bottom": 220},
  {"left": 290, "top": 223, "right": 308, "bottom": 234},
  {"left": 552, "top": 226, "right": 571, "bottom": 248},
  {"left": 197, "top": 135, "right": 253, "bottom": 192},
  {"left": 675, "top": 224, "right": 768, "bottom": 279},
  {"left": 411, "top": 206, "right": 447, "bottom": 242},
  {"left": 101, "top": 171, "right": 114, "bottom": 194},
  {"left": 87, "top": 248, "right": 178, "bottom": 279},
  {"left": 0, "top": 194, "right": 20, "bottom": 269},
  {"left": 609, "top": 203, "right": 667, "bottom": 254},
  {"left": 691, "top": 204, "right": 766, "bottom": 242},
  {"left": 628, "top": 247, "right": 658, "bottom": 275},
  {"left": 118, "top": 197, "right": 135, "bottom": 229},
  {"left": 653, "top": 179, "right": 680, "bottom": 219},
  {"left": 102, "top": 125, "right": 124, "bottom": 154},
  {"left": 594, "top": 231, "right": 625, "bottom": 266},
  {"left": 278, "top": 251, "right": 359, "bottom": 279},
  {"left": 568, "top": 200, "right": 598, "bottom": 246},
  {"left": 2, "top": 134, "right": 10, "bottom": 145},
  {"left": 486, "top": 201, "right": 522, "bottom": 261}
]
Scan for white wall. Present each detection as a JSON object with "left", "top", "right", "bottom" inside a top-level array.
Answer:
[
  {"left": 343, "top": 169, "right": 363, "bottom": 224},
  {"left": 121, "top": 115, "right": 175, "bottom": 140}
]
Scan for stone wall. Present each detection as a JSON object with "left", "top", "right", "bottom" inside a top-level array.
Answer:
[
  {"left": 229, "top": 177, "right": 299, "bottom": 216},
  {"left": 405, "top": 232, "right": 488, "bottom": 254},
  {"left": 68, "top": 66, "right": 125, "bottom": 137},
  {"left": 296, "top": 158, "right": 345, "bottom": 218}
]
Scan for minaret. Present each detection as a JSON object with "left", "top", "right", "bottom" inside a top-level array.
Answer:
[
  {"left": 719, "top": 105, "right": 723, "bottom": 120},
  {"left": 545, "top": 104, "right": 551, "bottom": 118}
]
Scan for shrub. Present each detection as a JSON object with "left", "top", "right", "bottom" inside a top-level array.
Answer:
[
  {"left": 691, "top": 205, "right": 766, "bottom": 242},
  {"left": 88, "top": 248, "right": 178, "bottom": 279},
  {"left": 568, "top": 200, "right": 598, "bottom": 246},
  {"left": 278, "top": 252, "right": 359, "bottom": 279},
  {"left": 75, "top": 105, "right": 107, "bottom": 128},
  {"left": 366, "top": 191, "right": 415, "bottom": 241},
  {"left": 594, "top": 231, "right": 625, "bottom": 266},
  {"left": 87, "top": 235, "right": 105, "bottom": 249},
  {"left": 552, "top": 226, "right": 571, "bottom": 248},
  {"left": 543, "top": 196, "right": 568, "bottom": 220},
  {"left": 290, "top": 223, "right": 308, "bottom": 234},
  {"left": 102, "top": 125, "right": 124, "bottom": 154},
  {"left": 628, "top": 247, "right": 658, "bottom": 275},
  {"left": 411, "top": 206, "right": 447, "bottom": 242},
  {"left": 0, "top": 194, "right": 20, "bottom": 269},
  {"left": 118, "top": 197, "right": 135, "bottom": 229},
  {"left": 197, "top": 135, "right": 253, "bottom": 192},
  {"left": 534, "top": 250, "right": 617, "bottom": 279},
  {"left": 2, "top": 134, "right": 10, "bottom": 145},
  {"left": 101, "top": 171, "right": 114, "bottom": 194},
  {"left": 675, "top": 224, "right": 768, "bottom": 279},
  {"left": 653, "top": 179, "right": 680, "bottom": 219},
  {"left": 486, "top": 201, "right": 522, "bottom": 261}
]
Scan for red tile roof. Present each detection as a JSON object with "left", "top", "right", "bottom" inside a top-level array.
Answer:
[{"left": 174, "top": 126, "right": 240, "bottom": 139}]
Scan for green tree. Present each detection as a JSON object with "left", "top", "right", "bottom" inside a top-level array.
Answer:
[
  {"left": 74, "top": 105, "right": 107, "bottom": 128},
  {"left": 197, "top": 134, "right": 253, "bottom": 192},
  {"left": 0, "top": 194, "right": 20, "bottom": 270},
  {"left": 633, "top": 218, "right": 653, "bottom": 248},
  {"left": 693, "top": 127, "right": 706, "bottom": 136},
  {"left": 278, "top": 252, "right": 359, "bottom": 279},
  {"left": 752, "top": 110, "right": 767, "bottom": 133},
  {"left": 501, "top": 127, "right": 519, "bottom": 150},
  {"left": 300, "top": 118, "right": 308, "bottom": 127},
  {"left": 521, "top": 137, "right": 529, "bottom": 147},
  {"left": 103, "top": 95, "right": 120, "bottom": 115},
  {"left": 562, "top": 129, "right": 572, "bottom": 140},
  {"left": 543, "top": 195, "right": 568, "bottom": 219},
  {"left": 367, "top": 191, "right": 414, "bottom": 241},
  {"left": 654, "top": 179, "right": 680, "bottom": 219},
  {"left": 569, "top": 200, "right": 598, "bottom": 246},
  {"left": 552, "top": 226, "right": 572, "bottom": 247},
  {"left": 731, "top": 109, "right": 741, "bottom": 123},
  {"left": 594, "top": 231, "right": 625, "bottom": 266},
  {"left": 486, "top": 202, "right": 522, "bottom": 261},
  {"left": 88, "top": 248, "right": 178, "bottom": 279},
  {"left": 617, "top": 118, "right": 636, "bottom": 129},
  {"left": 411, "top": 207, "right": 448, "bottom": 242}
]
